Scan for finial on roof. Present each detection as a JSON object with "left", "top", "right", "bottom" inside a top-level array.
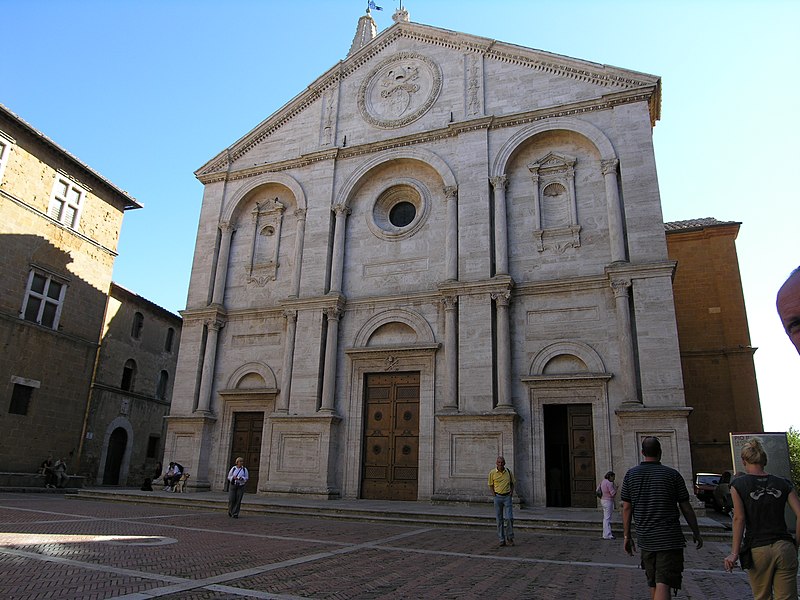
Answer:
[
  {"left": 392, "top": 2, "right": 409, "bottom": 23},
  {"left": 348, "top": 6, "right": 378, "bottom": 56}
]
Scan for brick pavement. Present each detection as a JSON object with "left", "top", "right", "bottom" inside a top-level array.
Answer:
[{"left": 0, "top": 493, "right": 771, "bottom": 599}]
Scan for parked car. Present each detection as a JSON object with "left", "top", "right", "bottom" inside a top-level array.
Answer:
[
  {"left": 712, "top": 471, "right": 733, "bottom": 514},
  {"left": 693, "top": 472, "right": 721, "bottom": 505}
]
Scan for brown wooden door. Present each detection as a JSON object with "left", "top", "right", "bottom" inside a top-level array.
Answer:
[
  {"left": 362, "top": 372, "right": 420, "bottom": 501},
  {"left": 568, "top": 404, "right": 596, "bottom": 507},
  {"left": 229, "top": 412, "right": 262, "bottom": 493}
]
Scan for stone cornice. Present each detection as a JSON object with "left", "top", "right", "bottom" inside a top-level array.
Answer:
[
  {"left": 345, "top": 343, "right": 440, "bottom": 357},
  {"left": 0, "top": 309, "right": 99, "bottom": 348},
  {"left": 1, "top": 188, "right": 119, "bottom": 257},
  {"left": 438, "top": 275, "right": 514, "bottom": 298},
  {"left": 197, "top": 89, "right": 655, "bottom": 183},
  {"left": 605, "top": 261, "right": 677, "bottom": 281},
  {"left": 179, "top": 304, "right": 228, "bottom": 323},
  {"left": 680, "top": 347, "right": 757, "bottom": 358}
]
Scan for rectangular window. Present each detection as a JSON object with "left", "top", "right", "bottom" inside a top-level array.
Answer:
[
  {"left": 20, "top": 269, "right": 67, "bottom": 329},
  {"left": 0, "top": 130, "right": 13, "bottom": 183},
  {"left": 146, "top": 435, "right": 160, "bottom": 459},
  {"left": 9, "top": 383, "right": 34, "bottom": 415},
  {"left": 48, "top": 175, "right": 85, "bottom": 229}
]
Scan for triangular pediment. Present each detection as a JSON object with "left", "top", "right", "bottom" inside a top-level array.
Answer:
[{"left": 196, "top": 20, "right": 660, "bottom": 181}]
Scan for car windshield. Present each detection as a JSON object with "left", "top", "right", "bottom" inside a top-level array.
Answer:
[{"left": 697, "top": 475, "right": 720, "bottom": 485}]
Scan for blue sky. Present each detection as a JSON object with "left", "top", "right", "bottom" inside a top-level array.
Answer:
[{"left": 3, "top": 1, "right": 797, "bottom": 432}]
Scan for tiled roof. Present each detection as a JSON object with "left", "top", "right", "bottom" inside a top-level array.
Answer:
[{"left": 664, "top": 218, "right": 740, "bottom": 232}]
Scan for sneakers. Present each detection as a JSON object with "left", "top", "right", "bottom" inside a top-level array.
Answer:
[
  {"left": 506, "top": 538, "right": 515, "bottom": 546},
  {"left": 497, "top": 541, "right": 506, "bottom": 547}
]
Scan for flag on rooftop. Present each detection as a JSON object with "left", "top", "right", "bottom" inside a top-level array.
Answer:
[{"left": 368, "top": 1, "right": 383, "bottom": 10}]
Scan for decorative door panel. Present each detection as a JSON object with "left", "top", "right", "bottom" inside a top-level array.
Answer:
[
  {"left": 362, "top": 372, "right": 420, "bottom": 501},
  {"left": 568, "top": 404, "right": 596, "bottom": 507}
]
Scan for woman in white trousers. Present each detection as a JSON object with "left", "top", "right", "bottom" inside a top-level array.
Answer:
[{"left": 600, "top": 471, "right": 618, "bottom": 539}]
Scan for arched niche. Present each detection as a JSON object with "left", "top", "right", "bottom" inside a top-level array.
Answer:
[
  {"left": 336, "top": 147, "right": 456, "bottom": 209},
  {"left": 223, "top": 172, "right": 307, "bottom": 224},
  {"left": 353, "top": 309, "right": 436, "bottom": 349},
  {"left": 225, "top": 361, "right": 278, "bottom": 391},
  {"left": 530, "top": 341, "right": 606, "bottom": 376},
  {"left": 490, "top": 116, "right": 617, "bottom": 179}
]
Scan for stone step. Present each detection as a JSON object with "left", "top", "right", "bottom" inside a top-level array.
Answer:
[{"left": 69, "top": 488, "right": 733, "bottom": 542}]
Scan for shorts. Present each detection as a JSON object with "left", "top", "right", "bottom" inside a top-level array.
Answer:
[{"left": 641, "top": 549, "right": 684, "bottom": 590}]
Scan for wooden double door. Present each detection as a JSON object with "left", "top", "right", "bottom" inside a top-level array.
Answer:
[
  {"left": 544, "top": 403, "right": 597, "bottom": 507},
  {"left": 361, "top": 372, "right": 420, "bottom": 501},
  {"left": 228, "top": 412, "right": 262, "bottom": 493}
]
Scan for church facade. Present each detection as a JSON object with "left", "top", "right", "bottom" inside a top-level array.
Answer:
[{"left": 165, "top": 9, "right": 691, "bottom": 507}]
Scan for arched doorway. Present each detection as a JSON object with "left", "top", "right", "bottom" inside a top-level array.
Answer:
[{"left": 103, "top": 427, "right": 127, "bottom": 485}]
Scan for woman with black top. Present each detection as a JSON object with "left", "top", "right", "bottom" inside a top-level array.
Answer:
[{"left": 723, "top": 438, "right": 800, "bottom": 600}]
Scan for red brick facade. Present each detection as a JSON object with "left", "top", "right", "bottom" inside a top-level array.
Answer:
[{"left": 666, "top": 219, "right": 762, "bottom": 475}]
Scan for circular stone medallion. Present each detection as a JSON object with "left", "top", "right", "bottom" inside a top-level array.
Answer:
[{"left": 358, "top": 52, "right": 442, "bottom": 129}]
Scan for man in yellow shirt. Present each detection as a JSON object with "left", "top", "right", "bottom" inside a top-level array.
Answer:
[{"left": 488, "top": 456, "right": 515, "bottom": 547}]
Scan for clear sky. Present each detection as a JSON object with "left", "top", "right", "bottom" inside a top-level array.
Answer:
[{"left": 3, "top": 1, "right": 797, "bottom": 432}]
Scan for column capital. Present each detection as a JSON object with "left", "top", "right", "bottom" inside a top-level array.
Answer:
[
  {"left": 219, "top": 221, "right": 236, "bottom": 234},
  {"left": 601, "top": 158, "right": 619, "bottom": 176},
  {"left": 283, "top": 309, "right": 298, "bottom": 322},
  {"left": 610, "top": 278, "right": 631, "bottom": 297},
  {"left": 204, "top": 318, "right": 226, "bottom": 331},
  {"left": 491, "top": 290, "right": 512, "bottom": 306},
  {"left": 324, "top": 306, "right": 343, "bottom": 321},
  {"left": 490, "top": 174, "right": 508, "bottom": 191},
  {"left": 441, "top": 295, "right": 458, "bottom": 310},
  {"left": 443, "top": 185, "right": 458, "bottom": 201},
  {"left": 294, "top": 208, "right": 307, "bottom": 221},
  {"left": 332, "top": 203, "right": 351, "bottom": 217}
]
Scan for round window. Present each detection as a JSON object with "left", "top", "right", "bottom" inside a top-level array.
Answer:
[
  {"left": 368, "top": 180, "right": 429, "bottom": 241},
  {"left": 389, "top": 202, "right": 416, "bottom": 227}
]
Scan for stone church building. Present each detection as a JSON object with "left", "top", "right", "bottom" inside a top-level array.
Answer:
[{"left": 166, "top": 8, "right": 692, "bottom": 507}]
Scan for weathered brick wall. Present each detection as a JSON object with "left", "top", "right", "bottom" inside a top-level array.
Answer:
[{"left": 667, "top": 224, "right": 762, "bottom": 474}]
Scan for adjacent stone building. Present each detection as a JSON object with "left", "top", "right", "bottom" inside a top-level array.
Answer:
[
  {"left": 80, "top": 282, "right": 182, "bottom": 487},
  {"left": 166, "top": 9, "right": 694, "bottom": 506},
  {"left": 665, "top": 218, "right": 763, "bottom": 474},
  {"left": 0, "top": 103, "right": 141, "bottom": 473}
]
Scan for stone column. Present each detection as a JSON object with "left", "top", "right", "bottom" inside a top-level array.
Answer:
[
  {"left": 602, "top": 159, "right": 626, "bottom": 263},
  {"left": 196, "top": 318, "right": 224, "bottom": 414},
  {"left": 611, "top": 278, "right": 639, "bottom": 403},
  {"left": 490, "top": 175, "right": 509, "bottom": 275},
  {"left": 444, "top": 186, "right": 458, "bottom": 281},
  {"left": 211, "top": 222, "right": 235, "bottom": 306},
  {"left": 289, "top": 209, "right": 307, "bottom": 298},
  {"left": 492, "top": 291, "right": 513, "bottom": 409},
  {"left": 442, "top": 295, "right": 459, "bottom": 410},
  {"left": 277, "top": 310, "right": 298, "bottom": 413},
  {"left": 320, "top": 306, "right": 342, "bottom": 413},
  {"left": 329, "top": 204, "right": 351, "bottom": 294}
]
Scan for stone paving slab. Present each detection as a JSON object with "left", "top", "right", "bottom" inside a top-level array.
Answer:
[{"left": 0, "top": 492, "right": 774, "bottom": 599}]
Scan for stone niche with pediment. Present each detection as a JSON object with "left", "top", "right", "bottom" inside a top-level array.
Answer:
[
  {"left": 528, "top": 152, "right": 581, "bottom": 253},
  {"left": 248, "top": 198, "right": 285, "bottom": 286}
]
